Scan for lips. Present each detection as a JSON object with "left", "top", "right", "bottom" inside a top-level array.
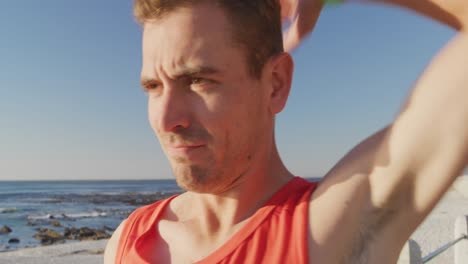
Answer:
[
  {"left": 171, "top": 144, "right": 204, "bottom": 148},
  {"left": 166, "top": 144, "right": 206, "bottom": 158}
]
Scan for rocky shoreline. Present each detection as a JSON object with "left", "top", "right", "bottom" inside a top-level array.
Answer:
[
  {"left": 43, "top": 191, "right": 181, "bottom": 206},
  {"left": 0, "top": 191, "right": 181, "bottom": 252},
  {"left": 1, "top": 222, "right": 112, "bottom": 250}
]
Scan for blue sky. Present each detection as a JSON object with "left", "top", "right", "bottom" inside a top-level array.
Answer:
[{"left": 0, "top": 1, "right": 463, "bottom": 180}]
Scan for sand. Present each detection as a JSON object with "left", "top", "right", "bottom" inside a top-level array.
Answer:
[
  {"left": 0, "top": 239, "right": 107, "bottom": 264},
  {"left": 1, "top": 176, "right": 466, "bottom": 264}
]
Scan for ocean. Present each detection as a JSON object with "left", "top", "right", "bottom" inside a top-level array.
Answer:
[{"left": 0, "top": 180, "right": 182, "bottom": 252}]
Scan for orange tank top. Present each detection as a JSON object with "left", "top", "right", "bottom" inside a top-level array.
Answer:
[{"left": 115, "top": 177, "right": 318, "bottom": 264}]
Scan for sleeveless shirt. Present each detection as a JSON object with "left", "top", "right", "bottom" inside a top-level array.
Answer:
[{"left": 116, "top": 177, "right": 318, "bottom": 263}]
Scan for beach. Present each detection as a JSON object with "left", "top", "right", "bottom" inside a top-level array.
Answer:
[
  {"left": 0, "top": 180, "right": 182, "bottom": 252},
  {"left": 0, "top": 176, "right": 466, "bottom": 263},
  {"left": 0, "top": 240, "right": 107, "bottom": 264}
]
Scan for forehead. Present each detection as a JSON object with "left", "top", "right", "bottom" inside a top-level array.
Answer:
[{"left": 141, "top": 4, "right": 245, "bottom": 78}]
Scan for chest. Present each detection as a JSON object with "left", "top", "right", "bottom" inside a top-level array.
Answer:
[
  {"left": 142, "top": 215, "right": 311, "bottom": 264},
  {"left": 145, "top": 220, "right": 240, "bottom": 263}
]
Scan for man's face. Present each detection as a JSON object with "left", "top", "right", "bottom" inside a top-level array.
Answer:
[{"left": 141, "top": 4, "right": 271, "bottom": 193}]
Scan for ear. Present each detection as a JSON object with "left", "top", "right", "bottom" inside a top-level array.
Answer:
[{"left": 264, "top": 52, "right": 294, "bottom": 114}]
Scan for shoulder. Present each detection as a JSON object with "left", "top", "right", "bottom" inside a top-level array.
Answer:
[
  {"left": 104, "top": 219, "right": 127, "bottom": 264},
  {"left": 103, "top": 197, "right": 176, "bottom": 264}
]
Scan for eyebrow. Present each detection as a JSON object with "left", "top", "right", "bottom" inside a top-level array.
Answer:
[{"left": 140, "top": 65, "right": 222, "bottom": 88}]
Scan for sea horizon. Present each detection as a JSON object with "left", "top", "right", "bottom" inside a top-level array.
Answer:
[{"left": 0, "top": 176, "right": 324, "bottom": 182}]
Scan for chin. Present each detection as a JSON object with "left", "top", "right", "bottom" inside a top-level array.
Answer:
[
  {"left": 173, "top": 165, "right": 209, "bottom": 192},
  {"left": 173, "top": 164, "right": 217, "bottom": 193}
]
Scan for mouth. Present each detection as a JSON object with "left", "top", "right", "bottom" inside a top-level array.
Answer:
[
  {"left": 166, "top": 144, "right": 206, "bottom": 158},
  {"left": 172, "top": 144, "right": 204, "bottom": 148}
]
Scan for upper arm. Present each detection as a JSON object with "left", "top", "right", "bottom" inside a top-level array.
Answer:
[
  {"left": 306, "top": 2, "right": 468, "bottom": 263},
  {"left": 309, "top": 24, "right": 468, "bottom": 261},
  {"left": 308, "top": 127, "right": 401, "bottom": 262},
  {"left": 104, "top": 219, "right": 127, "bottom": 264},
  {"left": 367, "top": 31, "right": 468, "bottom": 228},
  {"left": 308, "top": 121, "right": 466, "bottom": 262}
]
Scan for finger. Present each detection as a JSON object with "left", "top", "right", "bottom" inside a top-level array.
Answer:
[
  {"left": 280, "top": 0, "right": 298, "bottom": 23},
  {"left": 283, "top": 18, "right": 301, "bottom": 52},
  {"left": 283, "top": 3, "right": 323, "bottom": 52},
  {"left": 283, "top": 14, "right": 318, "bottom": 51}
]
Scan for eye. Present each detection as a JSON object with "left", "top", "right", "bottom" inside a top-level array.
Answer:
[
  {"left": 190, "top": 77, "right": 205, "bottom": 85},
  {"left": 188, "top": 77, "right": 219, "bottom": 93},
  {"left": 144, "top": 82, "right": 161, "bottom": 92}
]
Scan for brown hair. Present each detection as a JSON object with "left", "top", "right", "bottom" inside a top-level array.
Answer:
[{"left": 134, "top": 0, "right": 284, "bottom": 78}]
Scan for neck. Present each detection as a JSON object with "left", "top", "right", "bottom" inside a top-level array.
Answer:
[{"left": 177, "top": 141, "right": 294, "bottom": 239}]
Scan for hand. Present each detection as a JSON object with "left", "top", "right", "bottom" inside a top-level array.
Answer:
[{"left": 280, "top": 0, "right": 325, "bottom": 51}]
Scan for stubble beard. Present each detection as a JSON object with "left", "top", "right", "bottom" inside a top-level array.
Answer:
[
  {"left": 171, "top": 148, "right": 253, "bottom": 194},
  {"left": 172, "top": 161, "right": 226, "bottom": 193}
]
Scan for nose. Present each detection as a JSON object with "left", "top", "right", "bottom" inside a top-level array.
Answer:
[{"left": 150, "top": 85, "right": 191, "bottom": 133}]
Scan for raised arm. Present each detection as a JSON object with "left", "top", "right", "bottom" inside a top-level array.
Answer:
[
  {"left": 322, "top": 0, "right": 468, "bottom": 219},
  {"left": 290, "top": 0, "right": 468, "bottom": 262},
  {"left": 362, "top": 0, "right": 468, "bottom": 235}
]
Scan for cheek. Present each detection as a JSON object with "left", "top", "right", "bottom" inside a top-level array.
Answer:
[
  {"left": 195, "top": 93, "right": 234, "bottom": 128},
  {"left": 213, "top": 86, "right": 263, "bottom": 132},
  {"left": 147, "top": 98, "right": 158, "bottom": 132},
  {"left": 220, "top": 106, "right": 257, "bottom": 146}
]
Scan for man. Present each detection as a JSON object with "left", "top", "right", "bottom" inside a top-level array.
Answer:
[{"left": 105, "top": 0, "right": 468, "bottom": 263}]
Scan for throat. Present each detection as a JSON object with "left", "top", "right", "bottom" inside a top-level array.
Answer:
[
  {"left": 187, "top": 192, "right": 259, "bottom": 237},
  {"left": 178, "top": 171, "right": 294, "bottom": 231}
]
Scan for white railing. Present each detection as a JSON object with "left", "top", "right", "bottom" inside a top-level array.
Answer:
[
  {"left": 422, "top": 234, "right": 467, "bottom": 263},
  {"left": 398, "top": 216, "right": 468, "bottom": 264}
]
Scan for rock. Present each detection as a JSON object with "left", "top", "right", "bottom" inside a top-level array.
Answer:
[
  {"left": 8, "top": 238, "right": 20, "bottom": 244},
  {"left": 33, "top": 228, "right": 65, "bottom": 245},
  {"left": 64, "top": 227, "right": 111, "bottom": 241},
  {"left": 63, "top": 227, "right": 79, "bottom": 240},
  {"left": 0, "top": 226, "right": 12, "bottom": 235},
  {"left": 26, "top": 220, "right": 37, "bottom": 226},
  {"left": 50, "top": 191, "right": 180, "bottom": 206},
  {"left": 102, "top": 225, "right": 115, "bottom": 232},
  {"left": 50, "top": 220, "right": 62, "bottom": 227}
]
